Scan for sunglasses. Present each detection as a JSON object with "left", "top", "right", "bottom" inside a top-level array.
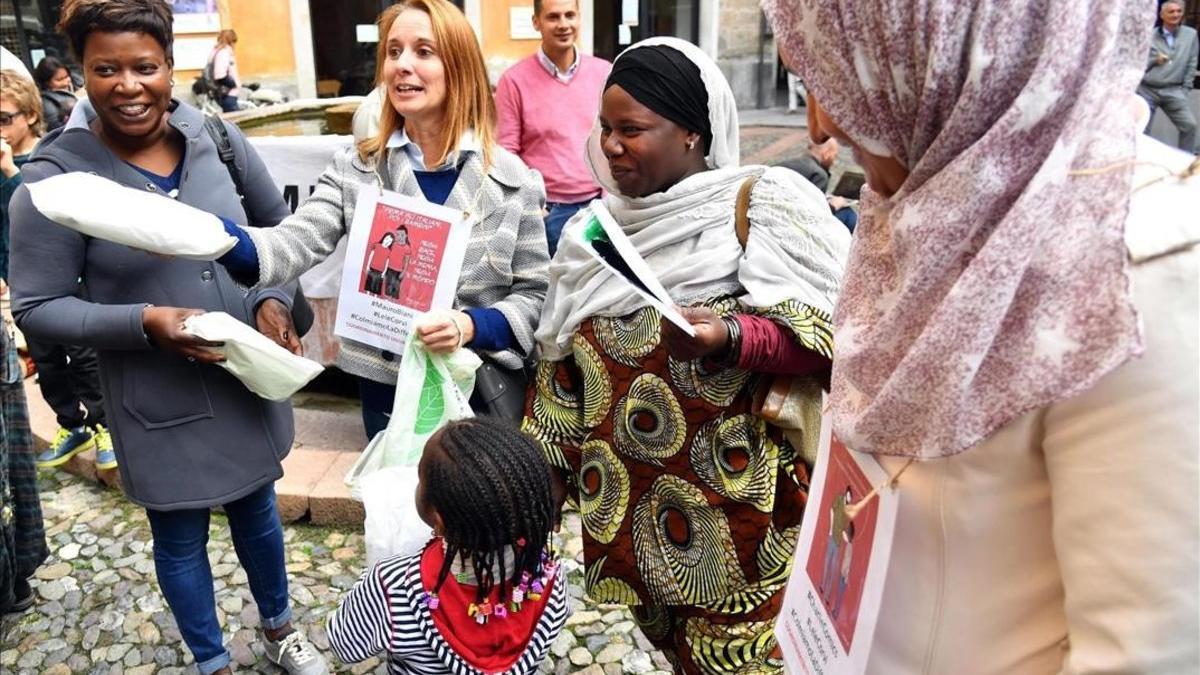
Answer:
[{"left": 0, "top": 111, "right": 22, "bottom": 127}]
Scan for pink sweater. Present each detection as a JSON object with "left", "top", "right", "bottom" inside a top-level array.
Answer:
[{"left": 495, "top": 53, "right": 611, "bottom": 203}]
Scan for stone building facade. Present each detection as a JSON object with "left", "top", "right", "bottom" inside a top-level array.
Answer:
[
  {"left": 714, "top": 0, "right": 779, "bottom": 108},
  {"left": 1, "top": 0, "right": 788, "bottom": 109}
]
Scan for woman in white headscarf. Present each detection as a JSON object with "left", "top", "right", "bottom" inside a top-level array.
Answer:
[
  {"left": 523, "top": 38, "right": 850, "bottom": 673},
  {"left": 764, "top": 0, "right": 1199, "bottom": 672}
]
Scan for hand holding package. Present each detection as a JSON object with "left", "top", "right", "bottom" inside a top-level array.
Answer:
[
  {"left": 183, "top": 312, "right": 324, "bottom": 401},
  {"left": 27, "top": 172, "right": 238, "bottom": 260}
]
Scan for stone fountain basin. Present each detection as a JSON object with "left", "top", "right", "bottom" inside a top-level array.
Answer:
[{"left": 225, "top": 96, "right": 364, "bottom": 137}]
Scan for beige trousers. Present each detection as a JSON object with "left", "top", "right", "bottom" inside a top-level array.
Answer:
[{"left": 866, "top": 240, "right": 1199, "bottom": 674}]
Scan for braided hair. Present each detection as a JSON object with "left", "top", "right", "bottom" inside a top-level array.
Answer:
[{"left": 424, "top": 417, "right": 555, "bottom": 603}]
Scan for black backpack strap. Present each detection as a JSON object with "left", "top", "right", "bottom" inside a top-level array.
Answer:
[{"left": 203, "top": 114, "right": 245, "bottom": 201}]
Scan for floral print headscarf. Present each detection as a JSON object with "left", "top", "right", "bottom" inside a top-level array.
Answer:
[{"left": 763, "top": 0, "right": 1156, "bottom": 457}]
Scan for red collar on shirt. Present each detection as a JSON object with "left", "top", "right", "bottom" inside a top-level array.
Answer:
[{"left": 420, "top": 541, "right": 556, "bottom": 673}]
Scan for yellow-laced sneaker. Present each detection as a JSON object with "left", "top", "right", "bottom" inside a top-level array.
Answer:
[
  {"left": 36, "top": 426, "right": 94, "bottom": 468},
  {"left": 93, "top": 424, "right": 117, "bottom": 471}
]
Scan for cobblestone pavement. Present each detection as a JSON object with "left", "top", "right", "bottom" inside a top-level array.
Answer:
[
  {"left": 1, "top": 469, "right": 673, "bottom": 675},
  {"left": 741, "top": 125, "right": 862, "bottom": 188}
]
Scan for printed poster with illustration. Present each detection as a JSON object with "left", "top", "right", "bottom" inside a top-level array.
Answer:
[
  {"left": 776, "top": 408, "right": 900, "bottom": 675},
  {"left": 334, "top": 185, "right": 469, "bottom": 354}
]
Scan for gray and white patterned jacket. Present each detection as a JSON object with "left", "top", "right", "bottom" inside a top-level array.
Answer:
[{"left": 245, "top": 144, "right": 550, "bottom": 383}]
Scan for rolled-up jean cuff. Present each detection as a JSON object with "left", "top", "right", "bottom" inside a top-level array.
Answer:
[
  {"left": 197, "top": 651, "right": 232, "bottom": 675},
  {"left": 261, "top": 605, "right": 293, "bottom": 631}
]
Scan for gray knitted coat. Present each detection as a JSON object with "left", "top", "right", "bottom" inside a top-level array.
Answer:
[
  {"left": 246, "top": 144, "right": 550, "bottom": 384},
  {"left": 10, "top": 101, "right": 299, "bottom": 510}
]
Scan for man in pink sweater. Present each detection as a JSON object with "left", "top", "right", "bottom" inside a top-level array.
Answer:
[{"left": 495, "top": 0, "right": 611, "bottom": 256}]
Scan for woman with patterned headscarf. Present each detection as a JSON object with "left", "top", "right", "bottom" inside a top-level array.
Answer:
[
  {"left": 524, "top": 37, "right": 850, "bottom": 673},
  {"left": 764, "top": 0, "right": 1199, "bottom": 671}
]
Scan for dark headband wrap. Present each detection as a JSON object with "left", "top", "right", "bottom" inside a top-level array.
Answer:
[{"left": 605, "top": 45, "right": 712, "bottom": 153}]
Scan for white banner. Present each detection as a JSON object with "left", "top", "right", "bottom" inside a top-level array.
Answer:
[{"left": 247, "top": 134, "right": 353, "bottom": 298}]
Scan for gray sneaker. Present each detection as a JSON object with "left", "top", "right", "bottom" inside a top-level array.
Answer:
[{"left": 262, "top": 630, "right": 328, "bottom": 675}]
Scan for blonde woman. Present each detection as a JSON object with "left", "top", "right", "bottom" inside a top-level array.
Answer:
[
  {"left": 215, "top": 0, "right": 549, "bottom": 437},
  {"left": 205, "top": 28, "right": 240, "bottom": 111}
]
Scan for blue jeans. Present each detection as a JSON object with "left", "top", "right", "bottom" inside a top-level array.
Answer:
[
  {"left": 833, "top": 206, "right": 858, "bottom": 233},
  {"left": 358, "top": 377, "right": 395, "bottom": 440},
  {"left": 544, "top": 200, "right": 592, "bottom": 257},
  {"left": 146, "top": 484, "right": 291, "bottom": 675}
]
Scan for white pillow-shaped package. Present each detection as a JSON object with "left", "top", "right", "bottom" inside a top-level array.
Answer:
[
  {"left": 27, "top": 172, "right": 238, "bottom": 260},
  {"left": 183, "top": 312, "right": 324, "bottom": 401}
]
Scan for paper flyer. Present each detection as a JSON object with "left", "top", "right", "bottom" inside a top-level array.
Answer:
[
  {"left": 334, "top": 186, "right": 469, "bottom": 354},
  {"left": 776, "top": 412, "right": 900, "bottom": 675},
  {"left": 578, "top": 201, "right": 696, "bottom": 337}
]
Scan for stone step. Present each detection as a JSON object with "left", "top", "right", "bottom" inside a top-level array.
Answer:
[{"left": 23, "top": 377, "right": 366, "bottom": 528}]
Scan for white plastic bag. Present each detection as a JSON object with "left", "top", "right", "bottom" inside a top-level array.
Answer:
[
  {"left": 348, "top": 327, "right": 480, "bottom": 563},
  {"left": 27, "top": 172, "right": 237, "bottom": 260},
  {"left": 360, "top": 466, "right": 427, "bottom": 565},
  {"left": 345, "top": 329, "right": 480, "bottom": 493},
  {"left": 183, "top": 312, "right": 325, "bottom": 401}
]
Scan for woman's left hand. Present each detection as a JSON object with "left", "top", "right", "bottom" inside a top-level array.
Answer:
[
  {"left": 417, "top": 310, "right": 475, "bottom": 353},
  {"left": 662, "top": 306, "right": 729, "bottom": 361},
  {"left": 255, "top": 298, "right": 302, "bottom": 355}
]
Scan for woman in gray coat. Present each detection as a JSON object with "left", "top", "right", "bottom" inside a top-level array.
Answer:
[
  {"left": 215, "top": 0, "right": 550, "bottom": 437},
  {"left": 7, "top": 2, "right": 325, "bottom": 674}
]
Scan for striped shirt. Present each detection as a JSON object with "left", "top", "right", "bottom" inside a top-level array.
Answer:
[{"left": 327, "top": 549, "right": 569, "bottom": 674}]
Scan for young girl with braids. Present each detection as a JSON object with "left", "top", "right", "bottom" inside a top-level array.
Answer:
[{"left": 327, "top": 417, "right": 568, "bottom": 674}]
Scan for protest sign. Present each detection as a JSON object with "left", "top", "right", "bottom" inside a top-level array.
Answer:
[
  {"left": 776, "top": 415, "right": 900, "bottom": 675},
  {"left": 333, "top": 186, "right": 469, "bottom": 354}
]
